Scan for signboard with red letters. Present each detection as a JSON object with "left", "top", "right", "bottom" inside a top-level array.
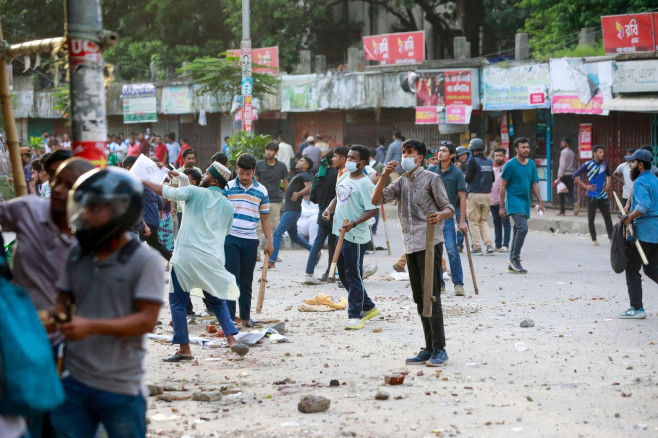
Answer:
[
  {"left": 601, "top": 13, "right": 655, "bottom": 54},
  {"left": 227, "top": 47, "right": 279, "bottom": 76},
  {"left": 579, "top": 123, "right": 593, "bottom": 159},
  {"left": 415, "top": 106, "right": 439, "bottom": 125},
  {"left": 363, "top": 31, "right": 424, "bottom": 65}
]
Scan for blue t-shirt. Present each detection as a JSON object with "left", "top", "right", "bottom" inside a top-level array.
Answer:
[
  {"left": 573, "top": 159, "right": 610, "bottom": 199},
  {"left": 501, "top": 157, "right": 539, "bottom": 217},
  {"left": 631, "top": 170, "right": 658, "bottom": 244}
]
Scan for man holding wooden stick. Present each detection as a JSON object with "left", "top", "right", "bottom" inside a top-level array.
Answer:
[
  {"left": 322, "top": 145, "right": 379, "bottom": 330},
  {"left": 618, "top": 149, "right": 658, "bottom": 319},
  {"left": 372, "top": 140, "right": 454, "bottom": 367}
]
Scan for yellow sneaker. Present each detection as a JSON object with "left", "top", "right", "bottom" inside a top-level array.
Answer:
[
  {"left": 345, "top": 318, "right": 365, "bottom": 330},
  {"left": 361, "top": 307, "right": 380, "bottom": 322}
]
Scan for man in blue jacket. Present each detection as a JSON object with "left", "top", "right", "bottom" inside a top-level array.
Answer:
[{"left": 619, "top": 149, "right": 658, "bottom": 319}]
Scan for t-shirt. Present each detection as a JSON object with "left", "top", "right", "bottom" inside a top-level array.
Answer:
[
  {"left": 630, "top": 170, "right": 658, "bottom": 244},
  {"left": 57, "top": 238, "right": 164, "bottom": 396},
  {"left": 256, "top": 159, "right": 288, "bottom": 203},
  {"left": 143, "top": 187, "right": 164, "bottom": 226},
  {"left": 333, "top": 173, "right": 377, "bottom": 244},
  {"left": 302, "top": 145, "right": 322, "bottom": 172},
  {"left": 614, "top": 162, "right": 633, "bottom": 199},
  {"left": 501, "top": 157, "right": 539, "bottom": 217},
  {"left": 573, "top": 159, "right": 611, "bottom": 199},
  {"left": 108, "top": 142, "right": 127, "bottom": 161},
  {"left": 283, "top": 171, "right": 312, "bottom": 212},
  {"left": 154, "top": 143, "right": 168, "bottom": 163},
  {"left": 166, "top": 141, "right": 181, "bottom": 164},
  {"left": 224, "top": 179, "right": 270, "bottom": 239},
  {"left": 430, "top": 163, "right": 466, "bottom": 208}
]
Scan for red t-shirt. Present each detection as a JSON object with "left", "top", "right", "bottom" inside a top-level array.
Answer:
[
  {"left": 154, "top": 143, "right": 168, "bottom": 163},
  {"left": 138, "top": 139, "right": 150, "bottom": 157},
  {"left": 126, "top": 143, "right": 140, "bottom": 157},
  {"left": 175, "top": 143, "right": 192, "bottom": 168}
]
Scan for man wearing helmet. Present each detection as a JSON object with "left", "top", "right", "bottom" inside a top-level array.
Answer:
[
  {"left": 142, "top": 162, "right": 250, "bottom": 362},
  {"left": 464, "top": 138, "right": 495, "bottom": 255},
  {"left": 453, "top": 146, "right": 470, "bottom": 252},
  {"left": 48, "top": 167, "right": 165, "bottom": 437}
]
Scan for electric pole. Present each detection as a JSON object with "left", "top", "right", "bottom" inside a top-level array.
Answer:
[
  {"left": 241, "top": 0, "right": 253, "bottom": 133},
  {"left": 66, "top": 0, "right": 108, "bottom": 166}
]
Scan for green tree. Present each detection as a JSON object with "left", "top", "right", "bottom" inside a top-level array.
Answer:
[{"left": 518, "top": 0, "right": 658, "bottom": 58}]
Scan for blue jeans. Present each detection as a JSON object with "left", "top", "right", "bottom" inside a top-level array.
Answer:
[
  {"left": 490, "top": 204, "right": 511, "bottom": 248},
  {"left": 169, "top": 267, "right": 238, "bottom": 344},
  {"left": 224, "top": 235, "right": 259, "bottom": 321},
  {"left": 455, "top": 207, "right": 468, "bottom": 248},
  {"left": 509, "top": 213, "right": 529, "bottom": 262},
  {"left": 51, "top": 376, "right": 146, "bottom": 438},
  {"left": 337, "top": 240, "right": 375, "bottom": 318},
  {"left": 306, "top": 222, "right": 331, "bottom": 275},
  {"left": 442, "top": 217, "right": 464, "bottom": 286},
  {"left": 269, "top": 210, "right": 311, "bottom": 263}
]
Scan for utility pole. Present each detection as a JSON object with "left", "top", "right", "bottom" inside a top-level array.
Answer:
[
  {"left": 241, "top": 0, "right": 253, "bottom": 133},
  {"left": 66, "top": 0, "right": 108, "bottom": 166}
]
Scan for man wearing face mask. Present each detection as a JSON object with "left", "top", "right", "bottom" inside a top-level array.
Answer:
[
  {"left": 143, "top": 162, "right": 250, "bottom": 362},
  {"left": 323, "top": 145, "right": 380, "bottom": 330},
  {"left": 372, "top": 139, "right": 454, "bottom": 366}
]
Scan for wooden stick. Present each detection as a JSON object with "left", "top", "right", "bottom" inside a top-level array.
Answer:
[
  {"left": 463, "top": 232, "right": 479, "bottom": 295},
  {"left": 256, "top": 256, "right": 269, "bottom": 314},
  {"left": 613, "top": 192, "right": 649, "bottom": 265},
  {"left": 380, "top": 204, "right": 392, "bottom": 255},
  {"left": 423, "top": 212, "right": 436, "bottom": 317},
  {"left": 328, "top": 219, "right": 349, "bottom": 283}
]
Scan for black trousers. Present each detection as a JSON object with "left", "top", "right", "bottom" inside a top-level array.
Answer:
[
  {"left": 626, "top": 241, "right": 658, "bottom": 310},
  {"left": 145, "top": 225, "right": 173, "bottom": 261},
  {"left": 587, "top": 197, "right": 613, "bottom": 242},
  {"left": 406, "top": 243, "right": 446, "bottom": 351},
  {"left": 558, "top": 175, "right": 574, "bottom": 213}
]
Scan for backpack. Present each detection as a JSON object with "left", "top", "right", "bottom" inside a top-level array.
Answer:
[
  {"left": 610, "top": 220, "right": 629, "bottom": 274},
  {"left": 0, "top": 235, "right": 65, "bottom": 416}
]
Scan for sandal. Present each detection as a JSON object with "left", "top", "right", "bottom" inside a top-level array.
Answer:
[
  {"left": 230, "top": 343, "right": 249, "bottom": 357},
  {"left": 162, "top": 353, "right": 194, "bottom": 363}
]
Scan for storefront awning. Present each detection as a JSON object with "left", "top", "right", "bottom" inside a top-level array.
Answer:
[{"left": 601, "top": 94, "right": 658, "bottom": 113}]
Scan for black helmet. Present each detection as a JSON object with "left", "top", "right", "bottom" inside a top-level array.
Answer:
[
  {"left": 67, "top": 167, "right": 144, "bottom": 252},
  {"left": 469, "top": 138, "right": 485, "bottom": 152}
]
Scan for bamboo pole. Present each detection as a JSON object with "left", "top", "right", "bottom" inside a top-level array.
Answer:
[
  {"left": 0, "top": 20, "right": 28, "bottom": 197},
  {"left": 6, "top": 37, "right": 65, "bottom": 59}
]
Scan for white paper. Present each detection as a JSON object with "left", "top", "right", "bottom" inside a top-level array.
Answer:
[{"left": 130, "top": 154, "right": 168, "bottom": 184}]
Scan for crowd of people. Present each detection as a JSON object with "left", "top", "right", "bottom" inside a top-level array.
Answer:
[{"left": 0, "top": 126, "right": 656, "bottom": 438}]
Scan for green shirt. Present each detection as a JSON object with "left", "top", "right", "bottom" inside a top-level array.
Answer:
[
  {"left": 429, "top": 163, "right": 466, "bottom": 208},
  {"left": 333, "top": 172, "right": 377, "bottom": 244},
  {"left": 501, "top": 157, "right": 539, "bottom": 217}
]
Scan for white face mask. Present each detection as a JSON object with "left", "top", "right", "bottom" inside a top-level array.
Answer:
[
  {"left": 345, "top": 161, "right": 359, "bottom": 174},
  {"left": 401, "top": 157, "right": 418, "bottom": 172}
]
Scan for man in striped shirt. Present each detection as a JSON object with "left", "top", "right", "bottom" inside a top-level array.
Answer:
[
  {"left": 224, "top": 154, "right": 273, "bottom": 327},
  {"left": 573, "top": 145, "right": 613, "bottom": 245}
]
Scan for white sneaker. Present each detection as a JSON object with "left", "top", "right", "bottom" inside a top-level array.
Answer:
[
  {"left": 345, "top": 318, "right": 365, "bottom": 330},
  {"left": 496, "top": 246, "right": 509, "bottom": 252},
  {"left": 362, "top": 264, "right": 378, "bottom": 279},
  {"left": 303, "top": 274, "right": 323, "bottom": 285}
]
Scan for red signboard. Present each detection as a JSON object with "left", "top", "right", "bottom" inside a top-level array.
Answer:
[
  {"left": 363, "top": 31, "right": 424, "bottom": 65},
  {"left": 443, "top": 71, "right": 472, "bottom": 106},
  {"left": 445, "top": 105, "right": 471, "bottom": 125},
  {"left": 551, "top": 93, "right": 605, "bottom": 115},
  {"left": 415, "top": 106, "right": 438, "bottom": 125},
  {"left": 579, "top": 123, "right": 593, "bottom": 159},
  {"left": 227, "top": 47, "right": 279, "bottom": 75},
  {"left": 601, "top": 13, "right": 654, "bottom": 54}
]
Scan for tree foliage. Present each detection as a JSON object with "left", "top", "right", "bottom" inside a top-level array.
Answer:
[{"left": 518, "top": 0, "right": 658, "bottom": 58}]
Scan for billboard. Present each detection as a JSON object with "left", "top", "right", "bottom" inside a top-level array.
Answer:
[
  {"left": 601, "top": 13, "right": 654, "bottom": 54},
  {"left": 363, "top": 31, "right": 424, "bottom": 65},
  {"left": 227, "top": 46, "right": 279, "bottom": 76}
]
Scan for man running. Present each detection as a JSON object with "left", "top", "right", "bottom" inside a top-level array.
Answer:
[
  {"left": 373, "top": 139, "right": 453, "bottom": 366},
  {"left": 322, "top": 145, "right": 379, "bottom": 330}
]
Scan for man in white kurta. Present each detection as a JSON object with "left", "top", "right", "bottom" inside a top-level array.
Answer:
[{"left": 142, "top": 162, "right": 249, "bottom": 361}]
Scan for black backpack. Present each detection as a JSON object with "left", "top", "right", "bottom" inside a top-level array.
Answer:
[{"left": 610, "top": 220, "right": 630, "bottom": 274}]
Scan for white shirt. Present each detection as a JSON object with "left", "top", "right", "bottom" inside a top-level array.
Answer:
[
  {"left": 276, "top": 142, "right": 295, "bottom": 171},
  {"left": 614, "top": 162, "right": 633, "bottom": 199}
]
